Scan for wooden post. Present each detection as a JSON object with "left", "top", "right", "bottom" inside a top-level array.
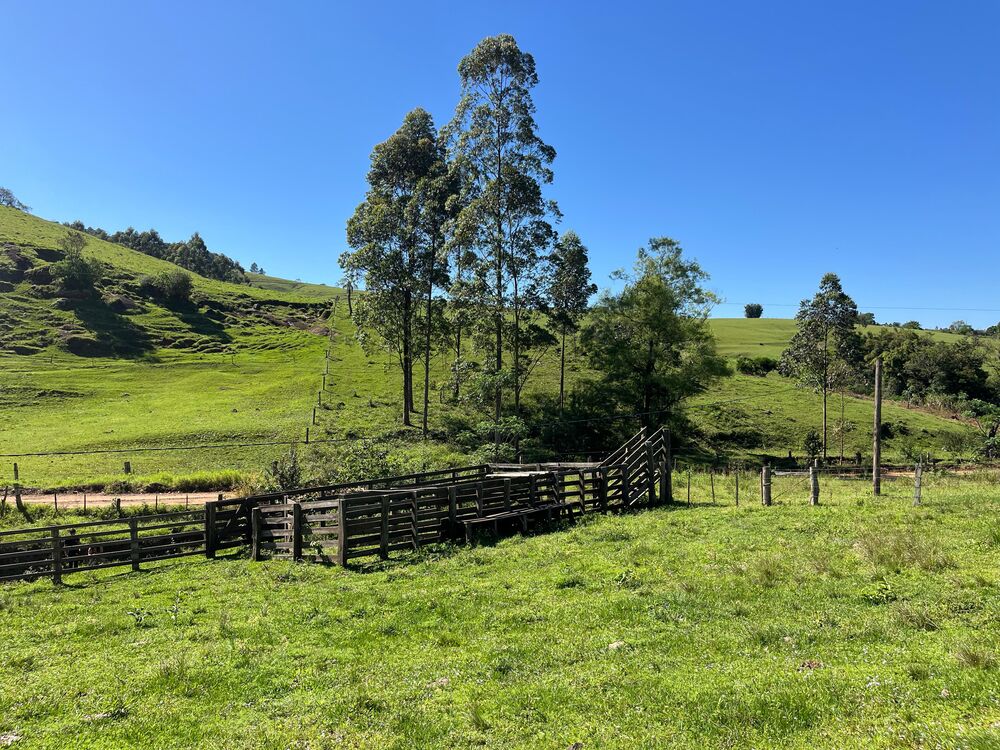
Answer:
[
  {"left": 336, "top": 498, "right": 348, "bottom": 566},
  {"left": 645, "top": 441, "right": 656, "bottom": 505},
  {"left": 12, "top": 463, "right": 18, "bottom": 481},
  {"left": 710, "top": 469, "right": 716, "bottom": 504},
  {"left": 873, "top": 355, "right": 883, "bottom": 496},
  {"left": 114, "top": 497, "right": 122, "bottom": 516},
  {"left": 251, "top": 507, "right": 262, "bottom": 561},
  {"left": 292, "top": 502, "right": 304, "bottom": 561},
  {"left": 410, "top": 490, "right": 419, "bottom": 550},
  {"left": 83, "top": 493, "right": 87, "bottom": 512},
  {"left": 379, "top": 494, "right": 390, "bottom": 559},
  {"left": 913, "top": 463, "right": 922, "bottom": 506},
  {"left": 129, "top": 517, "right": 140, "bottom": 571},
  {"left": 448, "top": 486, "right": 458, "bottom": 534},
  {"left": 124, "top": 461, "right": 131, "bottom": 474},
  {"left": 622, "top": 465, "right": 631, "bottom": 506},
  {"left": 761, "top": 465, "right": 772, "bottom": 506},
  {"left": 312, "top": 407, "right": 317, "bottom": 425},
  {"left": 53, "top": 493, "right": 58, "bottom": 513},
  {"left": 550, "top": 472, "right": 562, "bottom": 504},
  {"left": 663, "top": 430, "right": 673, "bottom": 502},
  {"left": 205, "top": 501, "right": 217, "bottom": 558},
  {"left": 51, "top": 529, "right": 62, "bottom": 585},
  {"left": 735, "top": 469, "right": 739, "bottom": 507},
  {"left": 317, "top": 391, "right": 322, "bottom": 406},
  {"left": 322, "top": 374, "right": 327, "bottom": 390},
  {"left": 686, "top": 469, "right": 691, "bottom": 507},
  {"left": 809, "top": 466, "right": 819, "bottom": 505},
  {"left": 503, "top": 478, "right": 512, "bottom": 512},
  {"left": 599, "top": 466, "right": 609, "bottom": 511}
]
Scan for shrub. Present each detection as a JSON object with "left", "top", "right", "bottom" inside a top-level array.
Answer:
[
  {"left": 139, "top": 269, "right": 193, "bottom": 303},
  {"left": 51, "top": 248, "right": 103, "bottom": 293},
  {"left": 735, "top": 355, "right": 778, "bottom": 377},
  {"left": 803, "top": 429, "right": 822, "bottom": 459},
  {"left": 744, "top": 303, "right": 763, "bottom": 318}
]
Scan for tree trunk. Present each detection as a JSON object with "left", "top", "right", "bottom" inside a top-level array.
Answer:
[
  {"left": 559, "top": 328, "right": 566, "bottom": 413},
  {"left": 347, "top": 283, "right": 353, "bottom": 317},
  {"left": 422, "top": 252, "right": 435, "bottom": 439},
  {"left": 402, "top": 291, "right": 412, "bottom": 426},
  {"left": 822, "top": 384, "right": 828, "bottom": 462}
]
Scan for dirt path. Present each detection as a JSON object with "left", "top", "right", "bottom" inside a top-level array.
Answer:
[{"left": 14, "top": 491, "right": 223, "bottom": 510}]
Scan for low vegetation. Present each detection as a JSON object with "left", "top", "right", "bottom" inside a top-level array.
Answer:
[{"left": 0, "top": 476, "right": 997, "bottom": 748}]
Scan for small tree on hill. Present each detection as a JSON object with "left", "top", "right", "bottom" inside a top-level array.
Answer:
[
  {"left": 548, "top": 230, "right": 596, "bottom": 412},
  {"left": 0, "top": 187, "right": 30, "bottom": 212},
  {"left": 582, "top": 237, "right": 726, "bottom": 430},
  {"left": 779, "top": 273, "right": 863, "bottom": 460},
  {"left": 52, "top": 231, "right": 103, "bottom": 293},
  {"left": 744, "top": 303, "right": 763, "bottom": 318}
]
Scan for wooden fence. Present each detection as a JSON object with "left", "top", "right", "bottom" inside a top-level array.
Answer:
[
  {"left": 0, "top": 427, "right": 674, "bottom": 581},
  {"left": 249, "top": 426, "right": 673, "bottom": 565},
  {"left": 0, "top": 497, "right": 252, "bottom": 584}
]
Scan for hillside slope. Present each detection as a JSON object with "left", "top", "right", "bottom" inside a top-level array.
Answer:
[{"left": 0, "top": 207, "right": 980, "bottom": 491}]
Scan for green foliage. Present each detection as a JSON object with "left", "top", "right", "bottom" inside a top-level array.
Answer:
[
  {"left": 735, "top": 355, "right": 778, "bottom": 376},
  {"left": 51, "top": 233, "right": 103, "bottom": 293},
  {"left": 582, "top": 238, "right": 726, "bottom": 428},
  {"left": 139, "top": 268, "right": 193, "bottom": 303},
  {"left": 0, "top": 186, "right": 30, "bottom": 212},
  {"left": 802, "top": 429, "right": 822, "bottom": 459},
  {"left": 264, "top": 446, "right": 302, "bottom": 491},
  {"left": 744, "top": 302, "right": 763, "bottom": 318}
]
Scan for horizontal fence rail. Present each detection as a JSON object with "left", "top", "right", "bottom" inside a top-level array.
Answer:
[{"left": 0, "top": 498, "right": 252, "bottom": 584}]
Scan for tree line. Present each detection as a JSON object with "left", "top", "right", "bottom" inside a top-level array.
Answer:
[
  {"left": 341, "top": 35, "right": 724, "bottom": 456},
  {"left": 64, "top": 221, "right": 246, "bottom": 283}
]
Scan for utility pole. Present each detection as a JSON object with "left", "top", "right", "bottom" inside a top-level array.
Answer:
[{"left": 873, "top": 356, "right": 882, "bottom": 496}]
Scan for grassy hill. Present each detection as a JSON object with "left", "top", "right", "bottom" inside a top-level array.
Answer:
[{"left": 0, "top": 206, "right": 980, "bottom": 491}]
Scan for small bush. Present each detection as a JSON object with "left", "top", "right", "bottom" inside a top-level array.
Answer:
[
  {"left": 139, "top": 269, "right": 193, "bottom": 303},
  {"left": 52, "top": 248, "right": 103, "bottom": 293},
  {"left": 735, "top": 355, "right": 778, "bottom": 377}
]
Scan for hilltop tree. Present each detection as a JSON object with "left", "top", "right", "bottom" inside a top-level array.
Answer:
[
  {"left": 52, "top": 230, "right": 102, "bottom": 293},
  {"left": 582, "top": 238, "right": 726, "bottom": 430},
  {"left": 744, "top": 303, "right": 763, "bottom": 318},
  {"left": 548, "top": 230, "right": 596, "bottom": 412},
  {"left": 344, "top": 108, "right": 453, "bottom": 429},
  {"left": 780, "top": 273, "right": 864, "bottom": 459},
  {"left": 0, "top": 188, "right": 30, "bottom": 212},
  {"left": 447, "top": 34, "right": 558, "bottom": 433}
]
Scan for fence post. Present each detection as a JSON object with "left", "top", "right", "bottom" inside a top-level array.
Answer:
[
  {"left": 251, "top": 507, "right": 262, "bottom": 562},
  {"left": 292, "top": 502, "right": 303, "bottom": 561},
  {"left": 735, "top": 468, "right": 739, "bottom": 506},
  {"left": 645, "top": 441, "right": 656, "bottom": 505},
  {"left": 809, "top": 466, "right": 819, "bottom": 505},
  {"left": 448, "top": 485, "right": 458, "bottom": 533},
  {"left": 599, "top": 466, "right": 609, "bottom": 511},
  {"left": 129, "top": 517, "right": 140, "bottom": 571},
  {"left": 336, "top": 498, "right": 348, "bottom": 566},
  {"left": 913, "top": 464, "right": 922, "bottom": 506},
  {"left": 379, "top": 494, "right": 390, "bottom": 559},
  {"left": 663, "top": 430, "right": 673, "bottom": 503},
  {"left": 550, "top": 472, "right": 562, "bottom": 505},
  {"left": 710, "top": 469, "right": 716, "bottom": 504},
  {"left": 622, "top": 465, "right": 631, "bottom": 506},
  {"left": 51, "top": 528, "right": 63, "bottom": 585},
  {"left": 410, "top": 490, "right": 419, "bottom": 550},
  {"left": 761, "top": 465, "right": 772, "bottom": 506},
  {"left": 503, "top": 478, "right": 512, "bottom": 512},
  {"left": 205, "top": 501, "right": 217, "bottom": 558}
]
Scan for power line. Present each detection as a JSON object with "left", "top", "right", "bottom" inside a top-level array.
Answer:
[{"left": 715, "top": 302, "right": 1000, "bottom": 314}]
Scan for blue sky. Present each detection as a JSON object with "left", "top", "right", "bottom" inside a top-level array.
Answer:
[{"left": 4, "top": 1, "right": 998, "bottom": 327}]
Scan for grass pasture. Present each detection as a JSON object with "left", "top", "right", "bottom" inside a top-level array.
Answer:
[{"left": 1, "top": 473, "right": 997, "bottom": 749}]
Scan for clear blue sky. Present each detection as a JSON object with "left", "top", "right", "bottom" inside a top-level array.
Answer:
[{"left": 4, "top": 1, "right": 998, "bottom": 328}]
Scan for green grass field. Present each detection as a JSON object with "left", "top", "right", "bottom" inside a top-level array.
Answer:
[
  {"left": 0, "top": 207, "right": 981, "bottom": 491},
  {"left": 1, "top": 474, "right": 998, "bottom": 748}
]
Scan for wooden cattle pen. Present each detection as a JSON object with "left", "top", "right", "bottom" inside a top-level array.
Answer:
[
  {"left": 248, "top": 426, "right": 672, "bottom": 564},
  {"left": 0, "top": 428, "right": 672, "bottom": 583}
]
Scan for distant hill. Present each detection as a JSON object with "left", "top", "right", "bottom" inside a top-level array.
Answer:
[{"left": 0, "top": 206, "right": 338, "bottom": 359}]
